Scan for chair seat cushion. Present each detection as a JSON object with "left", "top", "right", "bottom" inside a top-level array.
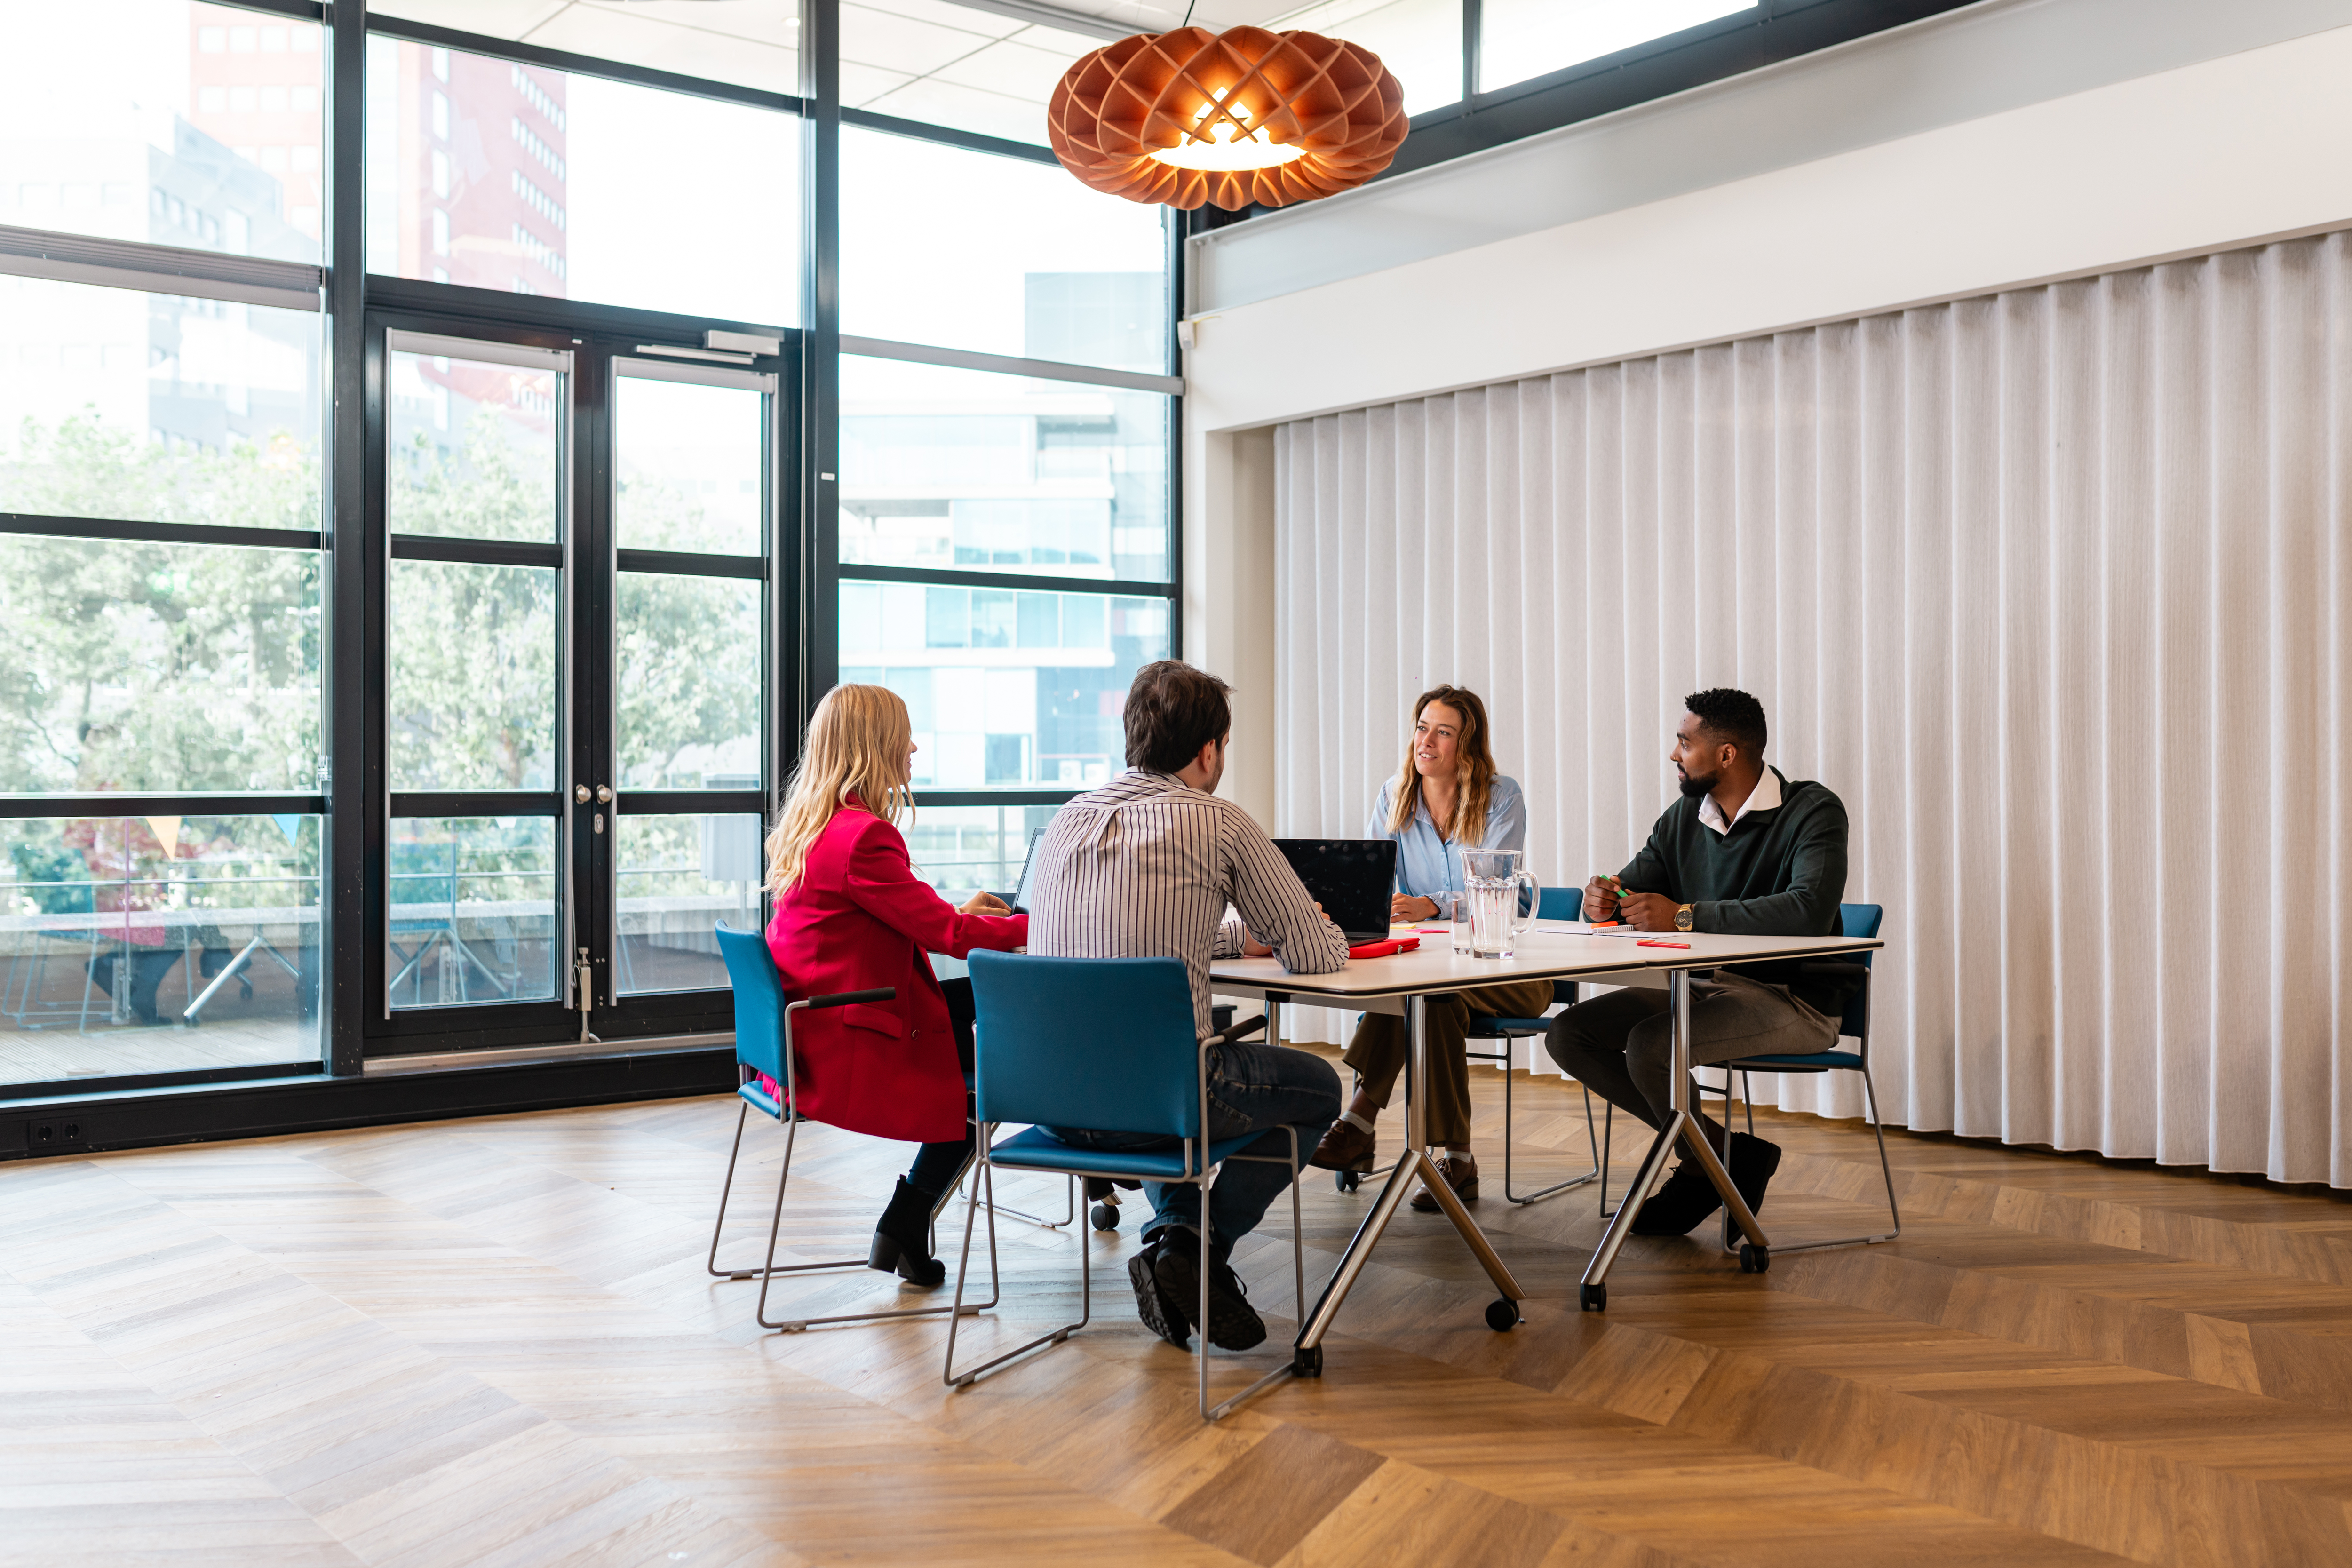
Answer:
[
  {"left": 1726, "top": 1050, "right": 1865, "bottom": 1071},
  {"left": 985, "top": 1124, "right": 1263, "bottom": 1179},
  {"left": 1467, "top": 1015, "right": 1553, "bottom": 1036}
]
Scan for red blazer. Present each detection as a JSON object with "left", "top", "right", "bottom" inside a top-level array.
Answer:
[{"left": 764, "top": 801, "right": 1026, "bottom": 1144}]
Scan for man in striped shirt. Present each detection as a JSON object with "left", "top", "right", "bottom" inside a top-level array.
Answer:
[{"left": 1026, "top": 660, "right": 1348, "bottom": 1353}]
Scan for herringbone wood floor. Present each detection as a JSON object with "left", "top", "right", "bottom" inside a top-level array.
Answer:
[{"left": 9, "top": 1048, "right": 2352, "bottom": 1567}]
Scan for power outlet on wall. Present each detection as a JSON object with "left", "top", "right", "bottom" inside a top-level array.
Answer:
[{"left": 27, "top": 1120, "right": 86, "bottom": 1150}]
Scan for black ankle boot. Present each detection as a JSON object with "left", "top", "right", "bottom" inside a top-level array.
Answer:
[{"left": 868, "top": 1178, "right": 946, "bottom": 1287}]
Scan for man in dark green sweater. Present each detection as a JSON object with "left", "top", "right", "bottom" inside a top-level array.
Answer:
[{"left": 1544, "top": 689, "right": 1854, "bottom": 1236}]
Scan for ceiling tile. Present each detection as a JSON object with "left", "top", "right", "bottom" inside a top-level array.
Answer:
[
  {"left": 933, "top": 37, "right": 1090, "bottom": 103},
  {"left": 856, "top": 0, "right": 1026, "bottom": 39},
  {"left": 574, "top": 0, "right": 801, "bottom": 49},
  {"left": 842, "top": 59, "right": 922, "bottom": 107},
  {"left": 370, "top": 0, "right": 571, "bottom": 40},
  {"left": 842, "top": 3, "right": 1000, "bottom": 76},
  {"left": 529, "top": 5, "right": 800, "bottom": 93},
  {"left": 859, "top": 77, "right": 1051, "bottom": 144}
]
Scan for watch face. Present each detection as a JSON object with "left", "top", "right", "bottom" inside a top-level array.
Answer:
[{"left": 1675, "top": 908, "right": 1693, "bottom": 931}]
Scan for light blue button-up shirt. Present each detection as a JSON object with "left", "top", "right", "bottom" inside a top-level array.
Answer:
[{"left": 1364, "top": 774, "right": 1531, "bottom": 916}]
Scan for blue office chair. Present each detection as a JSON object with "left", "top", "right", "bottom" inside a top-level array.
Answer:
[
  {"left": 1461, "top": 884, "right": 1604, "bottom": 1203},
  {"left": 945, "top": 950, "right": 1308, "bottom": 1422},
  {"left": 709, "top": 926, "right": 999, "bottom": 1332},
  {"left": 1703, "top": 902, "right": 1897, "bottom": 1253}
]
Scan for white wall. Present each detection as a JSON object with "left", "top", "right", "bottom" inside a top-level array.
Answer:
[{"left": 1179, "top": 11, "right": 2352, "bottom": 788}]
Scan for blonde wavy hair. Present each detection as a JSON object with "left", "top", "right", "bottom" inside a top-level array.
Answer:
[
  {"left": 1386, "top": 685, "right": 1498, "bottom": 847},
  {"left": 764, "top": 684, "right": 915, "bottom": 896}
]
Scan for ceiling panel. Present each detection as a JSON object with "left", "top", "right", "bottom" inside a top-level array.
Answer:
[
  {"left": 842, "top": 3, "right": 1001, "bottom": 77},
  {"left": 369, "top": 0, "right": 571, "bottom": 39},
  {"left": 860, "top": 77, "right": 1049, "bottom": 143},
  {"left": 532, "top": 4, "right": 799, "bottom": 92}
]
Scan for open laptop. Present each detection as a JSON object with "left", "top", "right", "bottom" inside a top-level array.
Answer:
[
  {"left": 1271, "top": 839, "right": 1398, "bottom": 945},
  {"left": 994, "top": 831, "right": 1046, "bottom": 915}
]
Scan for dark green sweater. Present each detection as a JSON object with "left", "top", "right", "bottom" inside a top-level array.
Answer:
[{"left": 1618, "top": 767, "right": 1855, "bottom": 1016}]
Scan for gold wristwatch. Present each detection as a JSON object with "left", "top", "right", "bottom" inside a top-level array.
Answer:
[{"left": 1674, "top": 904, "right": 1695, "bottom": 932}]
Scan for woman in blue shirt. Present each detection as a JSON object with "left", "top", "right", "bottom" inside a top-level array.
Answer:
[{"left": 1306, "top": 685, "right": 1554, "bottom": 1212}]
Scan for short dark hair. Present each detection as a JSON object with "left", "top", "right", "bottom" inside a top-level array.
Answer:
[
  {"left": 1124, "top": 660, "right": 1233, "bottom": 773},
  {"left": 1686, "top": 688, "right": 1767, "bottom": 759}
]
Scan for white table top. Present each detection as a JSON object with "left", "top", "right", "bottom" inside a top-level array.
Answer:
[{"left": 1208, "top": 926, "right": 1883, "bottom": 1003}]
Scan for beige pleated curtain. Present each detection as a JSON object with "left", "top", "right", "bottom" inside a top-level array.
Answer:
[{"left": 1273, "top": 231, "right": 2352, "bottom": 1186}]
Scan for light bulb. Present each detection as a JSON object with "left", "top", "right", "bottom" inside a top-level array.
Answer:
[{"left": 1152, "top": 96, "right": 1301, "bottom": 172}]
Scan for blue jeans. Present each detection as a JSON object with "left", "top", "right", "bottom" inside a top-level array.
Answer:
[{"left": 1047, "top": 1041, "right": 1340, "bottom": 1258}]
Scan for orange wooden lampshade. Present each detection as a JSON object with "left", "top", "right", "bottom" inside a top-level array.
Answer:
[{"left": 1047, "top": 25, "right": 1408, "bottom": 211}]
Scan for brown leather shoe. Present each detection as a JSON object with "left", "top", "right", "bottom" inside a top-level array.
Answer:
[
  {"left": 1410, "top": 1152, "right": 1479, "bottom": 1212},
  {"left": 1308, "top": 1118, "right": 1376, "bottom": 1172}
]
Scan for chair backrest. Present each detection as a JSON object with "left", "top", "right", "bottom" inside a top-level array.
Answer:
[
  {"left": 1536, "top": 884, "right": 1582, "bottom": 921},
  {"left": 968, "top": 950, "right": 1203, "bottom": 1138},
  {"left": 715, "top": 925, "right": 787, "bottom": 1082},
  {"left": 1837, "top": 902, "right": 1883, "bottom": 1040}
]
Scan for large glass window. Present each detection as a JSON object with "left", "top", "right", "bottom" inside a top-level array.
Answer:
[
  {"left": 1479, "top": 0, "right": 1758, "bottom": 95},
  {"left": 840, "top": 356, "right": 1168, "bottom": 583},
  {"left": 0, "top": 2, "right": 325, "bottom": 258},
  {"left": 842, "top": 128, "right": 1167, "bottom": 375},
  {"left": 841, "top": 584, "right": 1168, "bottom": 789},
  {"left": 1, "top": 812, "right": 319, "bottom": 1082},
  {"left": 0, "top": 534, "right": 321, "bottom": 796},
  {"left": 1272, "top": 0, "right": 1463, "bottom": 118},
  {"left": 363, "top": 36, "right": 800, "bottom": 324},
  {"left": 0, "top": 275, "right": 323, "bottom": 531}
]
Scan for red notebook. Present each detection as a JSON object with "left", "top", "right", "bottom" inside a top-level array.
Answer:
[{"left": 1347, "top": 937, "right": 1421, "bottom": 960}]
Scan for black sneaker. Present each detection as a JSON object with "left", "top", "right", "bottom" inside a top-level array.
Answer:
[
  {"left": 1725, "top": 1132, "right": 1783, "bottom": 1229},
  {"left": 1127, "top": 1239, "right": 1191, "bottom": 1349},
  {"left": 1153, "top": 1229, "right": 1266, "bottom": 1351},
  {"left": 1629, "top": 1159, "right": 1725, "bottom": 1236}
]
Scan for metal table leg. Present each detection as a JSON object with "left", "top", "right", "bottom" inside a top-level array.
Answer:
[
  {"left": 1575, "top": 968, "right": 1770, "bottom": 1309},
  {"left": 1294, "top": 991, "right": 1527, "bottom": 1368}
]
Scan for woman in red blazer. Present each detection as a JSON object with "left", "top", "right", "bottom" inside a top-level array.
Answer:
[{"left": 763, "top": 683, "right": 1027, "bottom": 1286}]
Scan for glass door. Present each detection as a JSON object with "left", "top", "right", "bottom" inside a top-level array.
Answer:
[
  {"left": 368, "top": 320, "right": 787, "bottom": 1053},
  {"left": 606, "top": 359, "right": 772, "bottom": 1002}
]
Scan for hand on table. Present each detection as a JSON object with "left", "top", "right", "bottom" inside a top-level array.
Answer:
[
  {"left": 1391, "top": 894, "right": 1441, "bottom": 923},
  {"left": 959, "top": 891, "right": 1011, "bottom": 916},
  {"left": 1615, "top": 892, "right": 1681, "bottom": 932}
]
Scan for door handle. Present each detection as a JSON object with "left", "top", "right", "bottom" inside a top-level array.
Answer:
[
  {"left": 596, "top": 784, "right": 612, "bottom": 803},
  {"left": 574, "top": 785, "right": 590, "bottom": 804}
]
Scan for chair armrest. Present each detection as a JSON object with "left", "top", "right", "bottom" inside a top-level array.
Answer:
[
  {"left": 1204, "top": 1013, "right": 1266, "bottom": 1048},
  {"left": 796, "top": 986, "right": 897, "bottom": 1009}
]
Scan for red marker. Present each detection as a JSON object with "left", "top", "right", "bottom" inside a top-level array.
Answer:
[{"left": 1637, "top": 939, "right": 1692, "bottom": 949}]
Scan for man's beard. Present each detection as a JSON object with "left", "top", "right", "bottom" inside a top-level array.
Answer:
[{"left": 1677, "top": 768, "right": 1716, "bottom": 800}]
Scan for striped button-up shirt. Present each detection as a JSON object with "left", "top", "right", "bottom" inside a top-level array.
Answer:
[{"left": 1026, "top": 769, "right": 1350, "bottom": 1039}]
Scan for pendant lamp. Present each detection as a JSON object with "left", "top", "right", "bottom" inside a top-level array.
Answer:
[{"left": 1047, "top": 25, "right": 1408, "bottom": 211}]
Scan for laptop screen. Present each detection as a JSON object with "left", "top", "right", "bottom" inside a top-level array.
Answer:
[
  {"left": 1010, "top": 831, "right": 1044, "bottom": 913},
  {"left": 1271, "top": 839, "right": 1398, "bottom": 941}
]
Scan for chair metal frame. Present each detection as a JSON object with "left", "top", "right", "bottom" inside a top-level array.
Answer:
[
  {"left": 1592, "top": 904, "right": 1899, "bottom": 1251},
  {"left": 1459, "top": 890, "right": 1605, "bottom": 1205},
  {"left": 708, "top": 930, "right": 1000, "bottom": 1334},
  {"left": 1463, "top": 979, "right": 1605, "bottom": 1204},
  {"left": 942, "top": 970, "right": 1309, "bottom": 1423}
]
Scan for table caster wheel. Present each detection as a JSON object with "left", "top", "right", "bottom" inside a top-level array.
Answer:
[
  {"left": 1485, "top": 1297, "right": 1520, "bottom": 1331},
  {"left": 1335, "top": 1169, "right": 1361, "bottom": 1194},
  {"left": 1739, "top": 1242, "right": 1770, "bottom": 1274},
  {"left": 1089, "top": 1202, "right": 1120, "bottom": 1231},
  {"left": 1291, "top": 1345, "right": 1324, "bottom": 1377},
  {"left": 1578, "top": 1282, "right": 1606, "bottom": 1312}
]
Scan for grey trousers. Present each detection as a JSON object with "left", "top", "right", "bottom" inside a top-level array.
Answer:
[{"left": 1542, "top": 972, "right": 1836, "bottom": 1144}]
